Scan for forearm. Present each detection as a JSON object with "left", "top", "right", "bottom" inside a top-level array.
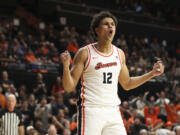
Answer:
[
  {"left": 19, "top": 126, "right": 24, "bottom": 135},
  {"left": 62, "top": 65, "right": 76, "bottom": 92},
  {"left": 125, "top": 71, "right": 154, "bottom": 90}
]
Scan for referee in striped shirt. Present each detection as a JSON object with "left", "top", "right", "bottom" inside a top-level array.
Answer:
[{"left": 0, "top": 94, "right": 24, "bottom": 135}]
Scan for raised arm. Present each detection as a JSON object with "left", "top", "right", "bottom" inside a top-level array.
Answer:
[
  {"left": 118, "top": 49, "right": 164, "bottom": 90},
  {"left": 60, "top": 48, "right": 88, "bottom": 92}
]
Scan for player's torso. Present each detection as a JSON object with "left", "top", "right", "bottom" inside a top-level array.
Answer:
[{"left": 80, "top": 43, "right": 122, "bottom": 106}]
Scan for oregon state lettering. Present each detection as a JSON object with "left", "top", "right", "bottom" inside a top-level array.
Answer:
[{"left": 95, "top": 62, "right": 117, "bottom": 70}]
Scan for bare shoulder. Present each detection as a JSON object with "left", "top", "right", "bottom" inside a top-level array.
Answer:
[
  {"left": 116, "top": 47, "right": 125, "bottom": 62},
  {"left": 73, "top": 46, "right": 88, "bottom": 64}
]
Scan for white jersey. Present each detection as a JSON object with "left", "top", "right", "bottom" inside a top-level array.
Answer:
[{"left": 79, "top": 43, "right": 122, "bottom": 107}]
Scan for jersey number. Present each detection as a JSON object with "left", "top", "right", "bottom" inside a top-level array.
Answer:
[{"left": 103, "top": 72, "right": 112, "bottom": 84}]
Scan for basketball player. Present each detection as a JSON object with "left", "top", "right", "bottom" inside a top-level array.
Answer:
[{"left": 60, "top": 11, "right": 164, "bottom": 135}]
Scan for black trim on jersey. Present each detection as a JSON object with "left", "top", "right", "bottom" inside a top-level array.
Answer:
[
  {"left": 77, "top": 87, "right": 82, "bottom": 106},
  {"left": 78, "top": 106, "right": 82, "bottom": 135}
]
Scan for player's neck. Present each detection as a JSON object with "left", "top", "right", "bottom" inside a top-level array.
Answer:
[{"left": 96, "top": 41, "right": 112, "bottom": 54}]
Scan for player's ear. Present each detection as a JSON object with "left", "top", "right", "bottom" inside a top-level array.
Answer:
[{"left": 95, "top": 27, "right": 99, "bottom": 36}]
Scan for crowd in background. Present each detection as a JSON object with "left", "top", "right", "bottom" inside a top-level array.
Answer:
[
  {"left": 0, "top": 9, "right": 180, "bottom": 135},
  {"left": 17, "top": 0, "right": 180, "bottom": 29},
  {"left": 53, "top": 0, "right": 180, "bottom": 27}
]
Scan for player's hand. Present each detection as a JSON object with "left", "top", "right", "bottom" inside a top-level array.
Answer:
[
  {"left": 152, "top": 61, "right": 164, "bottom": 76},
  {"left": 60, "top": 51, "right": 71, "bottom": 67}
]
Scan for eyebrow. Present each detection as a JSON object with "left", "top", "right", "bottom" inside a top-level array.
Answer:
[{"left": 101, "top": 21, "right": 115, "bottom": 24}]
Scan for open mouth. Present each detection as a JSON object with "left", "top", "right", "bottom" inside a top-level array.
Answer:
[{"left": 108, "top": 30, "right": 113, "bottom": 37}]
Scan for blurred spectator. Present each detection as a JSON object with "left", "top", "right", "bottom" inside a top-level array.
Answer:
[
  {"left": 164, "top": 121, "right": 174, "bottom": 131},
  {"left": 144, "top": 105, "right": 163, "bottom": 132},
  {"left": 174, "top": 125, "right": 180, "bottom": 135},
  {"left": 126, "top": 109, "right": 138, "bottom": 134},
  {"left": 34, "top": 119, "right": 46, "bottom": 134},
  {"left": 139, "top": 129, "right": 148, "bottom": 135},
  {"left": 0, "top": 70, "right": 17, "bottom": 96},
  {"left": 51, "top": 76, "right": 64, "bottom": 98},
  {"left": 62, "top": 128, "right": 71, "bottom": 135},
  {"left": 0, "top": 85, "right": 6, "bottom": 109},
  {"left": 64, "top": 90, "right": 77, "bottom": 117},
  {"left": 33, "top": 73, "right": 47, "bottom": 99},
  {"left": 49, "top": 43, "right": 59, "bottom": 63},
  {"left": 26, "top": 125, "right": 35, "bottom": 135},
  {"left": 25, "top": 48, "right": 39, "bottom": 64},
  {"left": 120, "top": 101, "right": 132, "bottom": 120},
  {"left": 26, "top": 126, "right": 40, "bottom": 135},
  {"left": 18, "top": 84, "right": 28, "bottom": 102},
  {"left": 20, "top": 100, "right": 33, "bottom": 127},
  {"left": 34, "top": 96, "right": 51, "bottom": 130},
  {"left": 129, "top": 115, "right": 148, "bottom": 135},
  {"left": 143, "top": 91, "right": 157, "bottom": 107},
  {"left": 67, "top": 38, "right": 79, "bottom": 57},
  {"left": 164, "top": 100, "right": 180, "bottom": 124},
  {"left": 11, "top": 38, "right": 26, "bottom": 60},
  {"left": 51, "top": 109, "right": 70, "bottom": 135},
  {"left": 70, "top": 113, "right": 77, "bottom": 135},
  {"left": 46, "top": 124, "right": 58, "bottom": 135},
  {"left": 52, "top": 94, "right": 68, "bottom": 116},
  {"left": 28, "top": 94, "right": 37, "bottom": 113},
  {"left": 155, "top": 91, "right": 170, "bottom": 122},
  {"left": 129, "top": 94, "right": 146, "bottom": 116},
  {"left": 156, "top": 128, "right": 171, "bottom": 135}
]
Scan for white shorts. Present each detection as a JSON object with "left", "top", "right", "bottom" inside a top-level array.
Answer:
[{"left": 77, "top": 106, "right": 127, "bottom": 135}]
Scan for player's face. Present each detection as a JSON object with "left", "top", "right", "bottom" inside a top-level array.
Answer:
[{"left": 95, "top": 17, "right": 116, "bottom": 42}]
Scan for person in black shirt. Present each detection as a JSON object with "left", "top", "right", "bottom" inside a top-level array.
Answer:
[{"left": 0, "top": 94, "right": 24, "bottom": 135}]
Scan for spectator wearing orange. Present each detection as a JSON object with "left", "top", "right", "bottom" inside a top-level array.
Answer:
[
  {"left": 51, "top": 76, "right": 64, "bottom": 98},
  {"left": 120, "top": 101, "right": 132, "bottom": 121},
  {"left": 164, "top": 121, "right": 174, "bottom": 131},
  {"left": 164, "top": 100, "right": 180, "bottom": 124},
  {"left": 37, "top": 42, "right": 49, "bottom": 56},
  {"left": 120, "top": 101, "right": 132, "bottom": 133},
  {"left": 0, "top": 86, "right": 6, "bottom": 109},
  {"left": 129, "top": 115, "right": 148, "bottom": 135},
  {"left": 144, "top": 105, "right": 163, "bottom": 131},
  {"left": 67, "top": 38, "right": 79, "bottom": 54},
  {"left": 0, "top": 33, "right": 8, "bottom": 50},
  {"left": 25, "top": 49, "right": 38, "bottom": 64},
  {"left": 126, "top": 108, "right": 139, "bottom": 134}
]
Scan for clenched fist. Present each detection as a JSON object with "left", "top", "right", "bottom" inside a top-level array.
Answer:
[
  {"left": 152, "top": 60, "right": 164, "bottom": 76},
  {"left": 60, "top": 51, "right": 71, "bottom": 67}
]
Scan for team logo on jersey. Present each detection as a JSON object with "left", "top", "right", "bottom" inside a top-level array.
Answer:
[{"left": 95, "top": 62, "right": 117, "bottom": 70}]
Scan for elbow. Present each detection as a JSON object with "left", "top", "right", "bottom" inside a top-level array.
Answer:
[
  {"left": 123, "top": 87, "right": 131, "bottom": 91},
  {"left": 63, "top": 84, "right": 75, "bottom": 92},
  {"left": 64, "top": 87, "right": 75, "bottom": 92},
  {"left": 120, "top": 79, "right": 132, "bottom": 91},
  {"left": 121, "top": 85, "right": 132, "bottom": 91},
  {"left": 62, "top": 80, "right": 76, "bottom": 92}
]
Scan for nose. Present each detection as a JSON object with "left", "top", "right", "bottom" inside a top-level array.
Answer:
[{"left": 108, "top": 24, "right": 112, "bottom": 28}]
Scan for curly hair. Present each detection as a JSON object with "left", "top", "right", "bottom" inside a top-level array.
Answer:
[{"left": 90, "top": 11, "right": 118, "bottom": 38}]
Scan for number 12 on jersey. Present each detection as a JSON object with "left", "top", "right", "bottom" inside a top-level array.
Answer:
[{"left": 103, "top": 72, "right": 112, "bottom": 84}]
